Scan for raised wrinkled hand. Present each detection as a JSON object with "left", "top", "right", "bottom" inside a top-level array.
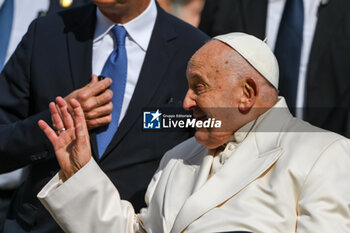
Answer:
[{"left": 38, "top": 97, "right": 91, "bottom": 180}]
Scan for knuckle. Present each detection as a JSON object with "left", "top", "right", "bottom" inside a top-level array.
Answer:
[
  {"left": 87, "top": 119, "right": 96, "bottom": 127},
  {"left": 85, "top": 111, "right": 95, "bottom": 119},
  {"left": 96, "top": 82, "right": 106, "bottom": 91},
  {"left": 82, "top": 93, "right": 90, "bottom": 100},
  {"left": 107, "top": 102, "right": 113, "bottom": 112},
  {"left": 81, "top": 102, "right": 93, "bottom": 111},
  {"left": 77, "top": 91, "right": 88, "bottom": 101},
  {"left": 86, "top": 122, "right": 94, "bottom": 129},
  {"left": 103, "top": 78, "right": 112, "bottom": 86},
  {"left": 106, "top": 90, "right": 113, "bottom": 100},
  {"left": 106, "top": 114, "right": 112, "bottom": 123},
  {"left": 95, "top": 96, "right": 102, "bottom": 106}
]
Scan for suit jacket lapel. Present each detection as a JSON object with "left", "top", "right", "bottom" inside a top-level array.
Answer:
[
  {"left": 170, "top": 142, "right": 283, "bottom": 233},
  {"left": 240, "top": 0, "right": 268, "bottom": 39},
  {"left": 192, "top": 153, "right": 213, "bottom": 192},
  {"left": 66, "top": 4, "right": 95, "bottom": 90},
  {"left": 101, "top": 7, "right": 178, "bottom": 158},
  {"left": 162, "top": 159, "right": 201, "bottom": 231},
  {"left": 65, "top": 4, "right": 98, "bottom": 158}
]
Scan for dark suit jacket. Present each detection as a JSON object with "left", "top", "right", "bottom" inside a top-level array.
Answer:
[
  {"left": 199, "top": 0, "right": 350, "bottom": 137},
  {"left": 0, "top": 3, "right": 208, "bottom": 232}
]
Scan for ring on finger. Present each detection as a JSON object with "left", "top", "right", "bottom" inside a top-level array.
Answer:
[{"left": 58, "top": 128, "right": 66, "bottom": 133}]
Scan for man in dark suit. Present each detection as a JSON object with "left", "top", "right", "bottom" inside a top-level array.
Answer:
[
  {"left": 0, "top": 0, "right": 208, "bottom": 232},
  {"left": 199, "top": 0, "right": 350, "bottom": 138},
  {"left": 0, "top": 1, "right": 91, "bottom": 231}
]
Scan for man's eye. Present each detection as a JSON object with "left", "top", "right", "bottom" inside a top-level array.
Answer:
[{"left": 194, "top": 84, "right": 205, "bottom": 93}]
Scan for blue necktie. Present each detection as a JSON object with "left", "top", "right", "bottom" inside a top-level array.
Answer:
[
  {"left": 274, "top": 0, "right": 304, "bottom": 115},
  {"left": 0, "top": 0, "right": 14, "bottom": 71},
  {"left": 96, "top": 25, "right": 127, "bottom": 158}
]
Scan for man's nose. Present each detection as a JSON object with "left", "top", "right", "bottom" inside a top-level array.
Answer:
[{"left": 183, "top": 90, "right": 196, "bottom": 110}]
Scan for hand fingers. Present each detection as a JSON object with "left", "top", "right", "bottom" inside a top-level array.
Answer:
[
  {"left": 70, "top": 98, "right": 89, "bottom": 134},
  {"left": 71, "top": 99, "right": 91, "bottom": 169},
  {"left": 49, "top": 102, "right": 64, "bottom": 132},
  {"left": 78, "top": 78, "right": 112, "bottom": 101},
  {"left": 86, "top": 114, "right": 112, "bottom": 130},
  {"left": 75, "top": 122, "right": 89, "bottom": 148},
  {"left": 52, "top": 118, "right": 56, "bottom": 130},
  {"left": 80, "top": 89, "right": 113, "bottom": 112},
  {"left": 74, "top": 121, "right": 92, "bottom": 171},
  {"left": 56, "top": 97, "right": 74, "bottom": 130},
  {"left": 85, "top": 102, "right": 113, "bottom": 120},
  {"left": 95, "top": 89, "right": 113, "bottom": 108},
  {"left": 89, "top": 77, "right": 112, "bottom": 97},
  {"left": 38, "top": 120, "right": 58, "bottom": 145}
]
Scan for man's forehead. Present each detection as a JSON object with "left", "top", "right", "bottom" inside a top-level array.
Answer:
[{"left": 189, "top": 41, "right": 233, "bottom": 67}]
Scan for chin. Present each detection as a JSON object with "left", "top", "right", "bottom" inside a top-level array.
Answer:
[{"left": 194, "top": 131, "right": 225, "bottom": 149}]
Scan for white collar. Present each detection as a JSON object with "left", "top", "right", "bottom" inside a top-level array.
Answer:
[
  {"left": 233, "top": 97, "right": 286, "bottom": 143},
  {"left": 94, "top": 0, "right": 157, "bottom": 51}
]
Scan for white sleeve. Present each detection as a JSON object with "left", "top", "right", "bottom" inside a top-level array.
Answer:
[{"left": 37, "top": 158, "right": 146, "bottom": 233}]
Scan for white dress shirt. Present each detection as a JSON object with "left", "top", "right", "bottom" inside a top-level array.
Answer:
[
  {"left": 92, "top": 0, "right": 157, "bottom": 123},
  {"left": 266, "top": 0, "right": 321, "bottom": 118},
  {"left": 209, "top": 121, "right": 255, "bottom": 179}
]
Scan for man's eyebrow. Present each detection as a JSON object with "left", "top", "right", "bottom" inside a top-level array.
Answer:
[
  {"left": 188, "top": 73, "right": 205, "bottom": 82},
  {"left": 189, "top": 74, "right": 201, "bottom": 80}
]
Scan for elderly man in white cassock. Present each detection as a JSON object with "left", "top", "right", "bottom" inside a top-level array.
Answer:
[{"left": 37, "top": 33, "right": 350, "bottom": 233}]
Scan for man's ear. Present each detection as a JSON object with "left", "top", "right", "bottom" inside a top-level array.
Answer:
[{"left": 239, "top": 78, "right": 257, "bottom": 113}]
